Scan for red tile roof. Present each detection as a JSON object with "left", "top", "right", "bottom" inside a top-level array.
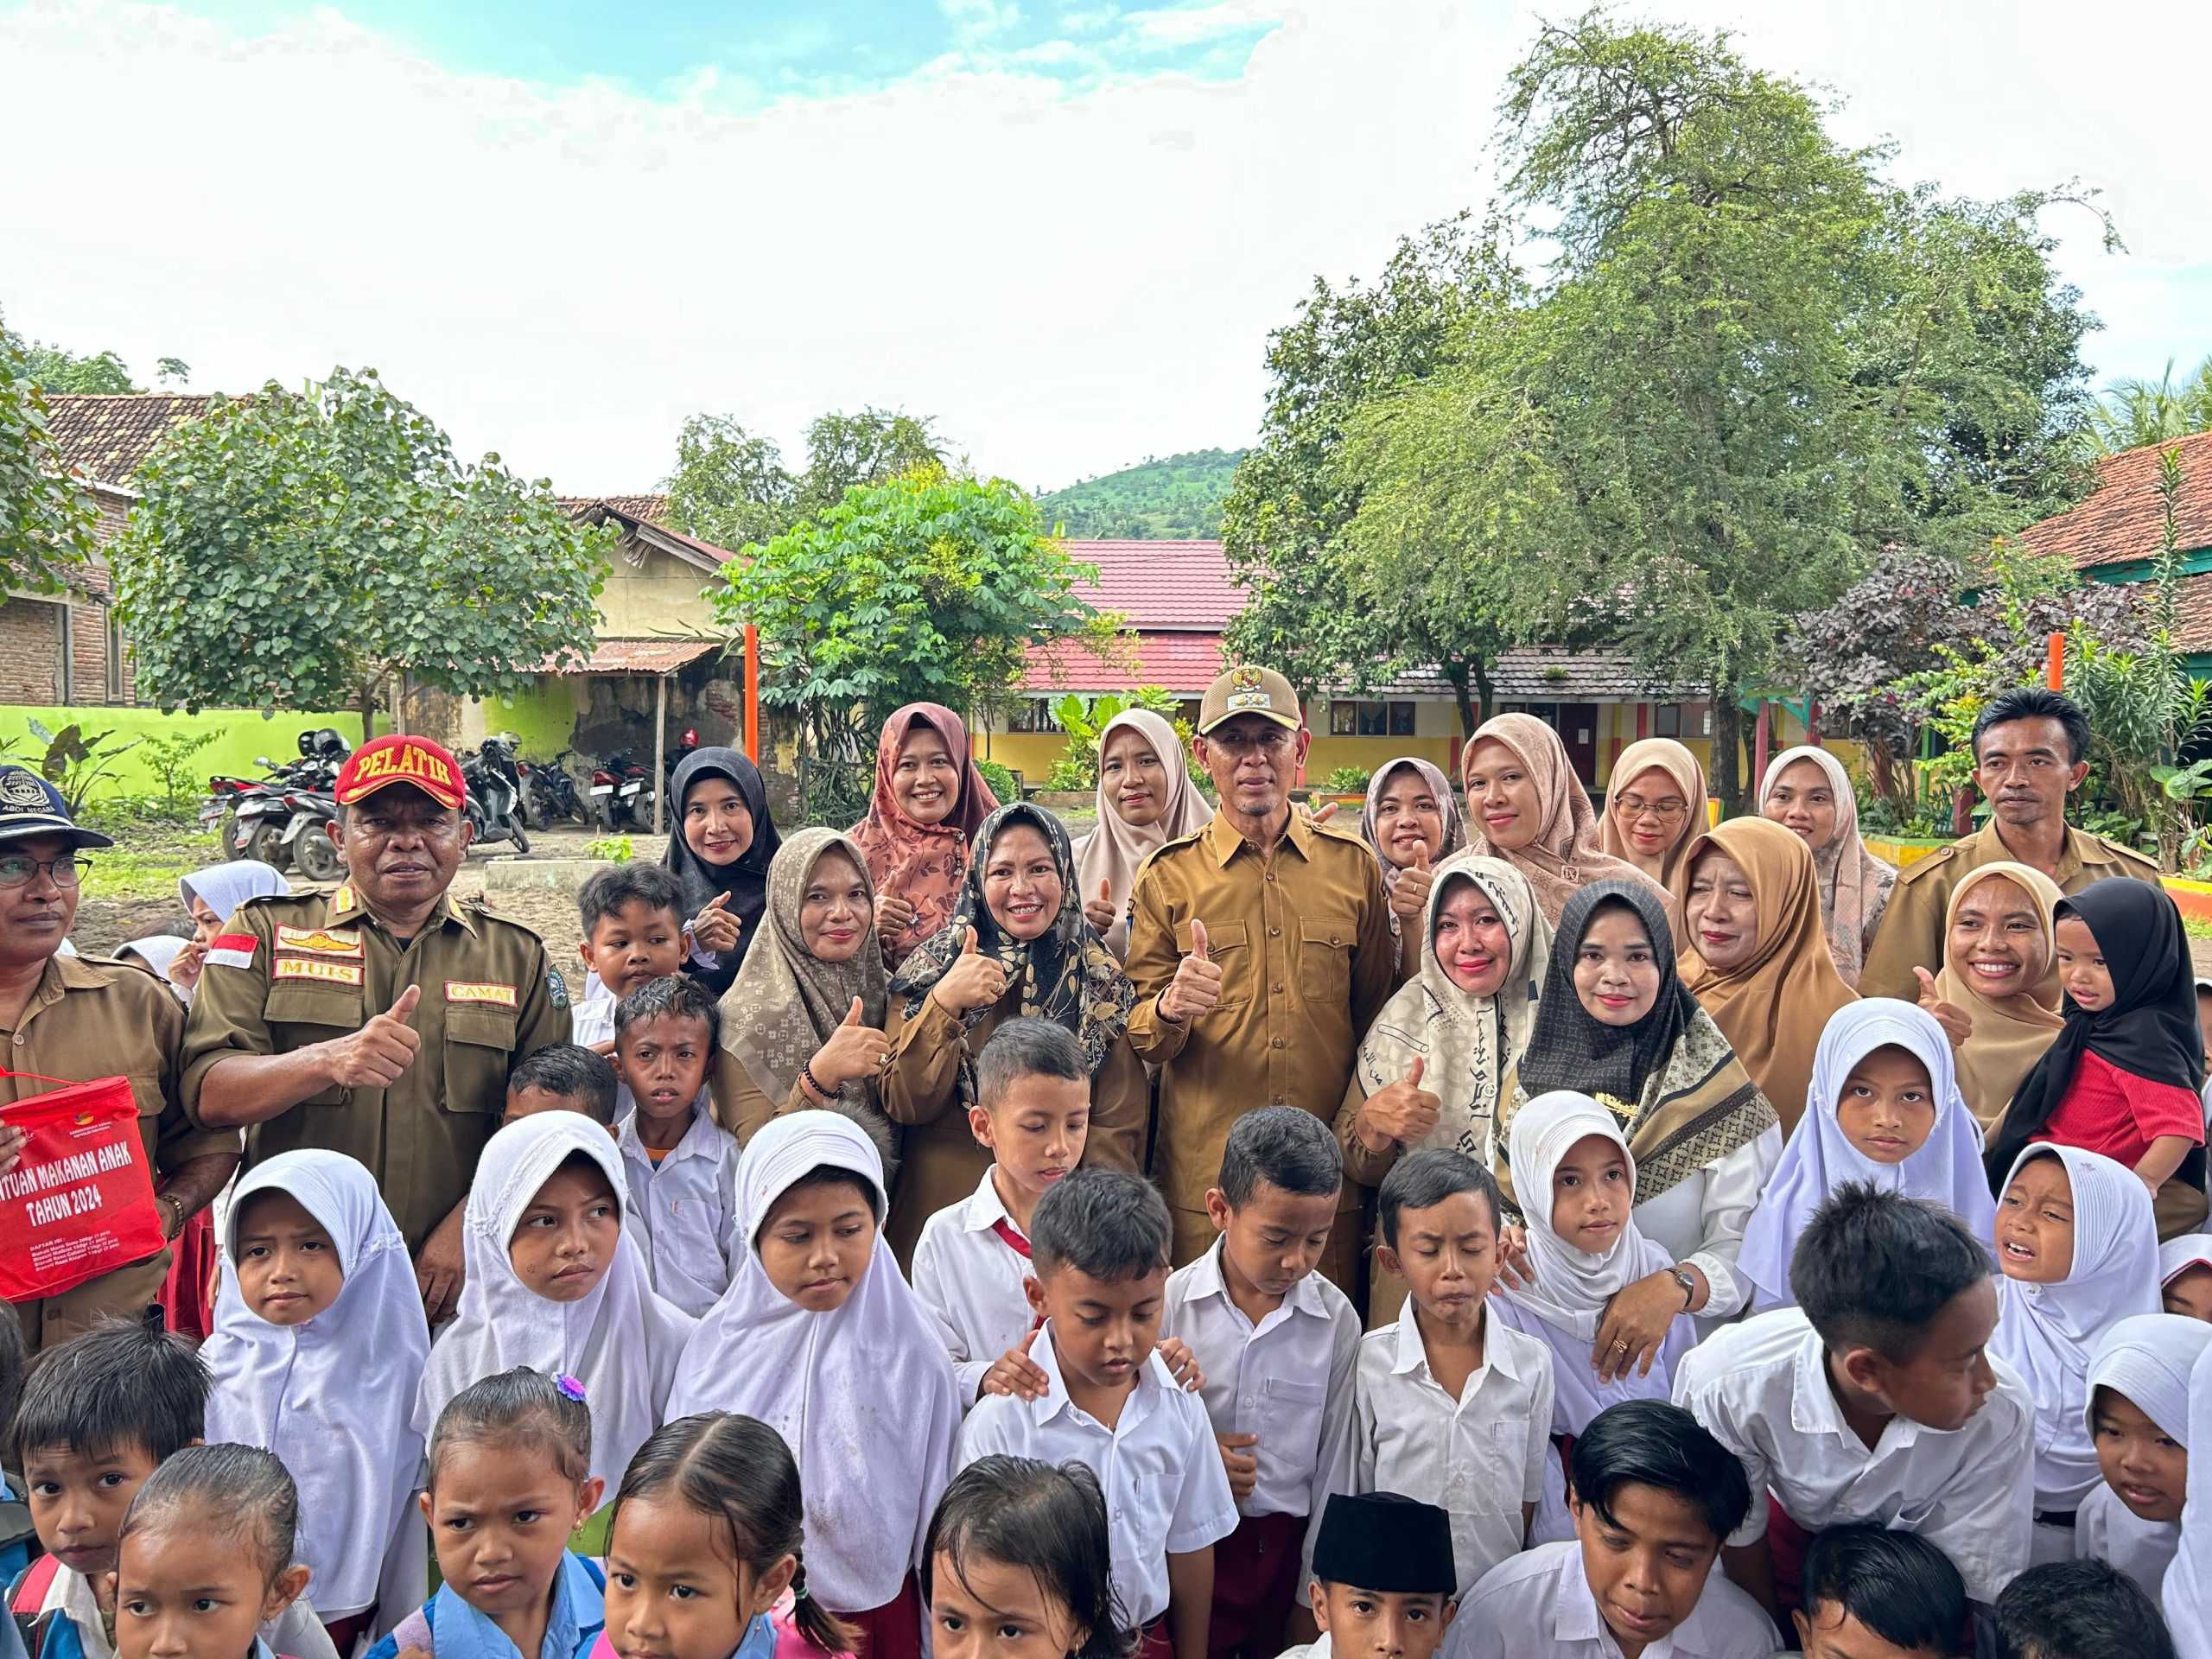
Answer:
[
  {"left": 2018, "top": 430, "right": 2212, "bottom": 569},
  {"left": 42, "top": 394, "right": 219, "bottom": 485},
  {"left": 1023, "top": 632, "right": 1226, "bottom": 695},
  {"left": 1062, "top": 541, "right": 1236, "bottom": 630}
]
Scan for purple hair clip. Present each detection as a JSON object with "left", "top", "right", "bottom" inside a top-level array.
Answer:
[{"left": 555, "top": 1373, "right": 587, "bottom": 1403}]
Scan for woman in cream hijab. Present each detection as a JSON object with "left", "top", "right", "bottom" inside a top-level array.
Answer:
[
  {"left": 1462, "top": 712, "right": 1671, "bottom": 927},
  {"left": 1758, "top": 745, "right": 1897, "bottom": 987},
  {"left": 1074, "top": 708, "right": 1213, "bottom": 958},
  {"left": 1599, "top": 738, "right": 1707, "bottom": 891},
  {"left": 1913, "top": 860, "right": 2065, "bottom": 1130}
]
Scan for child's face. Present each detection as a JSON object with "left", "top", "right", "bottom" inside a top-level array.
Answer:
[
  {"left": 1025, "top": 1262, "right": 1166, "bottom": 1391},
  {"left": 1569, "top": 1481, "right": 1722, "bottom": 1655},
  {"left": 1204, "top": 1176, "right": 1341, "bottom": 1308},
  {"left": 607, "top": 1490, "right": 789, "bottom": 1659},
  {"left": 2092, "top": 1385, "right": 2188, "bottom": 1523},
  {"left": 1790, "top": 1599, "right": 1945, "bottom": 1659},
  {"left": 581, "top": 900, "right": 687, "bottom": 1002},
  {"left": 113, "top": 1518, "right": 307, "bottom": 1659},
  {"left": 930, "top": 1548, "right": 1087, "bottom": 1659},
  {"left": 2053, "top": 915, "right": 2114, "bottom": 1013},
  {"left": 1834, "top": 1044, "right": 1937, "bottom": 1166},
  {"left": 756, "top": 1178, "right": 878, "bottom": 1312},
  {"left": 1995, "top": 1154, "right": 2075, "bottom": 1284},
  {"left": 616, "top": 1013, "right": 712, "bottom": 1125},
  {"left": 1309, "top": 1580, "right": 1453, "bottom": 1659},
  {"left": 232, "top": 1189, "right": 344, "bottom": 1326},
  {"left": 1378, "top": 1191, "right": 1498, "bottom": 1331},
  {"left": 969, "top": 1075, "right": 1090, "bottom": 1204},
  {"left": 421, "top": 1440, "right": 602, "bottom": 1624},
  {"left": 24, "top": 1438, "right": 162, "bottom": 1575},
  {"left": 503, "top": 1084, "right": 594, "bottom": 1129},
  {"left": 1549, "top": 1134, "right": 1630, "bottom": 1255},
  {"left": 2164, "top": 1262, "right": 2212, "bottom": 1321},
  {"left": 1850, "top": 1276, "right": 2000, "bottom": 1433},
  {"left": 508, "top": 1158, "right": 622, "bottom": 1303}
]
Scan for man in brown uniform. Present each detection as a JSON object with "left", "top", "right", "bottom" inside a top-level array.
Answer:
[
  {"left": 1860, "top": 684, "right": 2162, "bottom": 1001},
  {"left": 1125, "top": 665, "right": 1397, "bottom": 1292},
  {"left": 0, "top": 767, "right": 238, "bottom": 1350},
  {"left": 183, "top": 734, "right": 569, "bottom": 1320}
]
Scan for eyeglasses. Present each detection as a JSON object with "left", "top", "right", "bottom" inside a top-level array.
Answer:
[
  {"left": 0, "top": 854, "right": 88, "bottom": 890},
  {"left": 1613, "top": 796, "right": 1688, "bottom": 822}
]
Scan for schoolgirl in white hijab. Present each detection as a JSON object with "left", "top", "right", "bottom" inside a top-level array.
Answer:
[
  {"left": 2164, "top": 1336, "right": 2212, "bottom": 1656},
  {"left": 413, "top": 1113, "right": 694, "bottom": 1492},
  {"left": 1990, "top": 1144, "right": 2162, "bottom": 1553},
  {"left": 667, "top": 1110, "right": 958, "bottom": 1625},
  {"left": 1738, "top": 1000, "right": 1996, "bottom": 1313},
  {"left": 2077, "top": 1314, "right": 2212, "bottom": 1598},
  {"left": 1490, "top": 1090, "right": 1694, "bottom": 1541},
  {"left": 202, "top": 1151, "right": 429, "bottom": 1622}
]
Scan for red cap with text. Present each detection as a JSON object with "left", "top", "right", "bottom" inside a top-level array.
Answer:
[{"left": 334, "top": 734, "right": 466, "bottom": 810}]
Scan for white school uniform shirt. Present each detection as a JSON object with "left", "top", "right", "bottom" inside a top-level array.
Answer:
[
  {"left": 1162, "top": 1238, "right": 1360, "bottom": 1571},
  {"left": 1669, "top": 1306, "right": 2034, "bottom": 1603},
  {"left": 1444, "top": 1541, "right": 1779, "bottom": 1659},
  {"left": 2077, "top": 1484, "right": 2179, "bottom": 1599},
  {"left": 957, "top": 1319, "right": 1239, "bottom": 1627},
  {"left": 911, "top": 1167, "right": 1039, "bottom": 1404},
  {"left": 614, "top": 1102, "right": 743, "bottom": 1316},
  {"left": 1353, "top": 1309, "right": 1554, "bottom": 1603},
  {"left": 571, "top": 994, "right": 615, "bottom": 1048},
  {"left": 36, "top": 1563, "right": 340, "bottom": 1659}
]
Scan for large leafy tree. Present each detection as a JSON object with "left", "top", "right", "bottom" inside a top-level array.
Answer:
[
  {"left": 0, "top": 315, "right": 98, "bottom": 592},
  {"left": 713, "top": 465, "right": 1112, "bottom": 767},
  {"left": 111, "top": 368, "right": 609, "bottom": 732},
  {"left": 663, "top": 406, "right": 942, "bottom": 552}
]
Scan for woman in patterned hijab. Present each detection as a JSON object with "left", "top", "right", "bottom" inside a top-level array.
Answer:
[{"left": 879, "top": 802, "right": 1146, "bottom": 1261}]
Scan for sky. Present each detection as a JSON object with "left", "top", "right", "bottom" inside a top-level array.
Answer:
[{"left": 2, "top": 0, "right": 2209, "bottom": 500}]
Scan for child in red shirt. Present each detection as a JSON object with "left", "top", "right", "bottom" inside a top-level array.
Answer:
[{"left": 1986, "top": 878, "right": 2208, "bottom": 1235}]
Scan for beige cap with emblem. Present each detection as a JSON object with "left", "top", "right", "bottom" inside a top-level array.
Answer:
[{"left": 1198, "top": 664, "right": 1303, "bottom": 734}]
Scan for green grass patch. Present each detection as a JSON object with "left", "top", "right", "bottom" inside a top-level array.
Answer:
[
  {"left": 2186, "top": 913, "right": 2212, "bottom": 942},
  {"left": 79, "top": 845, "right": 206, "bottom": 902}
]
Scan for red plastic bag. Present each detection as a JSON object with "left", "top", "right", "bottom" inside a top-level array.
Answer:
[{"left": 0, "top": 1073, "right": 162, "bottom": 1302}]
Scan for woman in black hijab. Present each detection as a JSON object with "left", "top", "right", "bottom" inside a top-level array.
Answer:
[{"left": 662, "top": 747, "right": 781, "bottom": 996}]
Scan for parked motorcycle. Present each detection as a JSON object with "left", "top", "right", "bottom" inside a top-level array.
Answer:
[
  {"left": 277, "top": 789, "right": 344, "bottom": 883},
  {"left": 462, "top": 734, "right": 531, "bottom": 854},
  {"left": 586, "top": 751, "right": 656, "bottom": 830},
  {"left": 518, "top": 747, "right": 586, "bottom": 830}
]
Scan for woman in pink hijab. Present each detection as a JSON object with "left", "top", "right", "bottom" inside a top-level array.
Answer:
[{"left": 847, "top": 702, "right": 1000, "bottom": 968}]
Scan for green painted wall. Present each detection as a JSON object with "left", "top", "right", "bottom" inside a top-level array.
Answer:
[
  {"left": 0, "top": 706, "right": 378, "bottom": 801},
  {"left": 479, "top": 678, "right": 577, "bottom": 758}
]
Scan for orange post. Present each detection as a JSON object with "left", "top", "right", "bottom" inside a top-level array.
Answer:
[
  {"left": 743, "top": 623, "right": 760, "bottom": 761},
  {"left": 2046, "top": 632, "right": 2064, "bottom": 691}
]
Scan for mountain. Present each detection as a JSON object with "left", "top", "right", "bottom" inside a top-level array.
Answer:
[{"left": 1037, "top": 448, "right": 1244, "bottom": 540}]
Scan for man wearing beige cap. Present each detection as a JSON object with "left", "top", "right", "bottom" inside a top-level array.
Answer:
[{"left": 1124, "top": 665, "right": 1396, "bottom": 1293}]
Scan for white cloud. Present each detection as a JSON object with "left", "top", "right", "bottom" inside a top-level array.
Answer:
[{"left": 0, "top": 0, "right": 2206, "bottom": 505}]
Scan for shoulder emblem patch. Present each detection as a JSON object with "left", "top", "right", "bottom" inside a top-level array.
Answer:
[
  {"left": 446, "top": 981, "right": 518, "bottom": 1008},
  {"left": 546, "top": 965, "right": 570, "bottom": 1009},
  {"left": 276, "top": 925, "right": 363, "bottom": 957},
  {"left": 205, "top": 932, "right": 258, "bottom": 970},
  {"left": 273, "top": 957, "right": 363, "bottom": 988}
]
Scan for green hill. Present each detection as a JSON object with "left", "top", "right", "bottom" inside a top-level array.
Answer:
[{"left": 1038, "top": 448, "right": 1244, "bottom": 540}]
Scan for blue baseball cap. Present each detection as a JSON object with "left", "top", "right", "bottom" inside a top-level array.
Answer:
[{"left": 0, "top": 766, "right": 113, "bottom": 850}]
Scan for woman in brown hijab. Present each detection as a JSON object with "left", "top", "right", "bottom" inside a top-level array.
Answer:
[
  {"left": 1914, "top": 860, "right": 2066, "bottom": 1130},
  {"left": 1599, "top": 738, "right": 1708, "bottom": 891},
  {"left": 1673, "top": 816, "right": 1856, "bottom": 1132},
  {"left": 1462, "top": 712, "right": 1672, "bottom": 927}
]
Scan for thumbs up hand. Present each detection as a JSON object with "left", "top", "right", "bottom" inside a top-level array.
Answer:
[
  {"left": 325, "top": 983, "right": 425, "bottom": 1090},
  {"left": 1309, "top": 800, "right": 1340, "bottom": 825},
  {"left": 1084, "top": 878, "right": 1119, "bottom": 936},
  {"left": 874, "top": 858, "right": 918, "bottom": 939},
  {"left": 1389, "top": 843, "right": 1435, "bottom": 923},
  {"left": 811, "top": 995, "right": 893, "bottom": 1095},
  {"left": 690, "top": 891, "right": 742, "bottom": 957},
  {"left": 1914, "top": 965, "right": 1973, "bottom": 1049},
  {"left": 1160, "top": 918, "right": 1224, "bottom": 1024},
  {"left": 931, "top": 925, "right": 1008, "bottom": 1018},
  {"left": 1353, "top": 1052, "right": 1443, "bottom": 1153}
]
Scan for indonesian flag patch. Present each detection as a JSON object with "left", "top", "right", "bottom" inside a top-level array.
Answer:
[{"left": 206, "top": 932, "right": 258, "bottom": 970}]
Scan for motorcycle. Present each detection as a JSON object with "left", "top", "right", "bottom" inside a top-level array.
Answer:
[
  {"left": 586, "top": 751, "right": 655, "bottom": 831},
  {"left": 518, "top": 747, "right": 586, "bottom": 830},
  {"left": 277, "top": 789, "right": 344, "bottom": 884},
  {"left": 203, "top": 729, "right": 353, "bottom": 865},
  {"left": 462, "top": 734, "right": 531, "bottom": 854}
]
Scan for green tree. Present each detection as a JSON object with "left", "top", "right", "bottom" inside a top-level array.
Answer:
[
  {"left": 0, "top": 320, "right": 193, "bottom": 395},
  {"left": 713, "top": 465, "right": 1111, "bottom": 764},
  {"left": 111, "top": 368, "right": 609, "bottom": 734},
  {"left": 0, "top": 315, "right": 98, "bottom": 593},
  {"left": 663, "top": 406, "right": 943, "bottom": 552},
  {"left": 2081, "top": 356, "right": 2212, "bottom": 458}
]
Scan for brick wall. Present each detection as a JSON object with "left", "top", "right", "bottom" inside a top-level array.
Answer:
[{"left": 0, "top": 601, "right": 62, "bottom": 703}]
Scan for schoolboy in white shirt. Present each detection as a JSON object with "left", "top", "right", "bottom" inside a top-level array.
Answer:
[
  {"left": 959, "top": 1167, "right": 1239, "bottom": 1659},
  {"left": 1445, "top": 1400, "right": 1776, "bottom": 1659},
  {"left": 1164, "top": 1106, "right": 1359, "bottom": 1659},
  {"left": 1354, "top": 1148, "right": 1553, "bottom": 1605},
  {"left": 1789, "top": 1524, "right": 1965, "bottom": 1659},
  {"left": 1277, "top": 1491, "right": 1458, "bottom": 1659},
  {"left": 912, "top": 1018, "right": 1094, "bottom": 1404},
  {"left": 1671, "top": 1181, "right": 2033, "bottom": 1618},
  {"left": 569, "top": 863, "right": 691, "bottom": 1051}
]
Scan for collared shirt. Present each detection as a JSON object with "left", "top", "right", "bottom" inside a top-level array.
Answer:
[
  {"left": 957, "top": 1319, "right": 1239, "bottom": 1625},
  {"left": 1445, "top": 1541, "right": 1779, "bottom": 1659},
  {"left": 1669, "top": 1306, "right": 2034, "bottom": 1602},
  {"left": 613, "top": 1101, "right": 741, "bottom": 1317},
  {"left": 1125, "top": 810, "right": 1396, "bottom": 1214},
  {"left": 1353, "top": 1309, "right": 1554, "bottom": 1602},
  {"left": 31, "top": 1558, "right": 338, "bottom": 1659},
  {"left": 570, "top": 995, "right": 614, "bottom": 1049},
  {"left": 1161, "top": 1237, "right": 1359, "bottom": 1567},
  {"left": 1859, "top": 817, "right": 2161, "bottom": 1001},
  {"left": 911, "top": 1166, "right": 1037, "bottom": 1405},
  {"left": 181, "top": 881, "right": 571, "bottom": 1247}
]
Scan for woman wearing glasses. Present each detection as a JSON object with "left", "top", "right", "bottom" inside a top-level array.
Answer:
[{"left": 1599, "top": 738, "right": 1708, "bottom": 891}]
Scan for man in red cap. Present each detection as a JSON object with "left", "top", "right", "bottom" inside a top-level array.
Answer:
[{"left": 181, "top": 734, "right": 571, "bottom": 1319}]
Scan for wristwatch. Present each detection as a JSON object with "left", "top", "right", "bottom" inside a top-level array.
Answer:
[
  {"left": 1666, "top": 1265, "right": 1698, "bottom": 1311},
  {"left": 156, "top": 1192, "right": 185, "bottom": 1239}
]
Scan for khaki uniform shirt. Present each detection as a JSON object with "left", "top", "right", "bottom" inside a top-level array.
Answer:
[
  {"left": 1125, "top": 810, "right": 1396, "bottom": 1223},
  {"left": 181, "top": 881, "right": 570, "bottom": 1248},
  {"left": 1858, "top": 818, "right": 2163, "bottom": 1002}
]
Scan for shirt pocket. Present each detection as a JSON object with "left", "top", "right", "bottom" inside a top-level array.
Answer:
[
  {"left": 264, "top": 985, "right": 363, "bottom": 1108},
  {"left": 442, "top": 1004, "right": 518, "bottom": 1116},
  {"left": 1254, "top": 1376, "right": 1327, "bottom": 1491},
  {"left": 1297, "top": 913, "right": 1355, "bottom": 1009},
  {"left": 1182, "top": 918, "right": 1250, "bottom": 1016}
]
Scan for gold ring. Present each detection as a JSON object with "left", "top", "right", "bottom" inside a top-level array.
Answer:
[{"left": 1610, "top": 1338, "right": 1628, "bottom": 1352}]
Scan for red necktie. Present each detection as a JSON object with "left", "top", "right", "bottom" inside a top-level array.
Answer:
[{"left": 991, "top": 1217, "right": 1033, "bottom": 1259}]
